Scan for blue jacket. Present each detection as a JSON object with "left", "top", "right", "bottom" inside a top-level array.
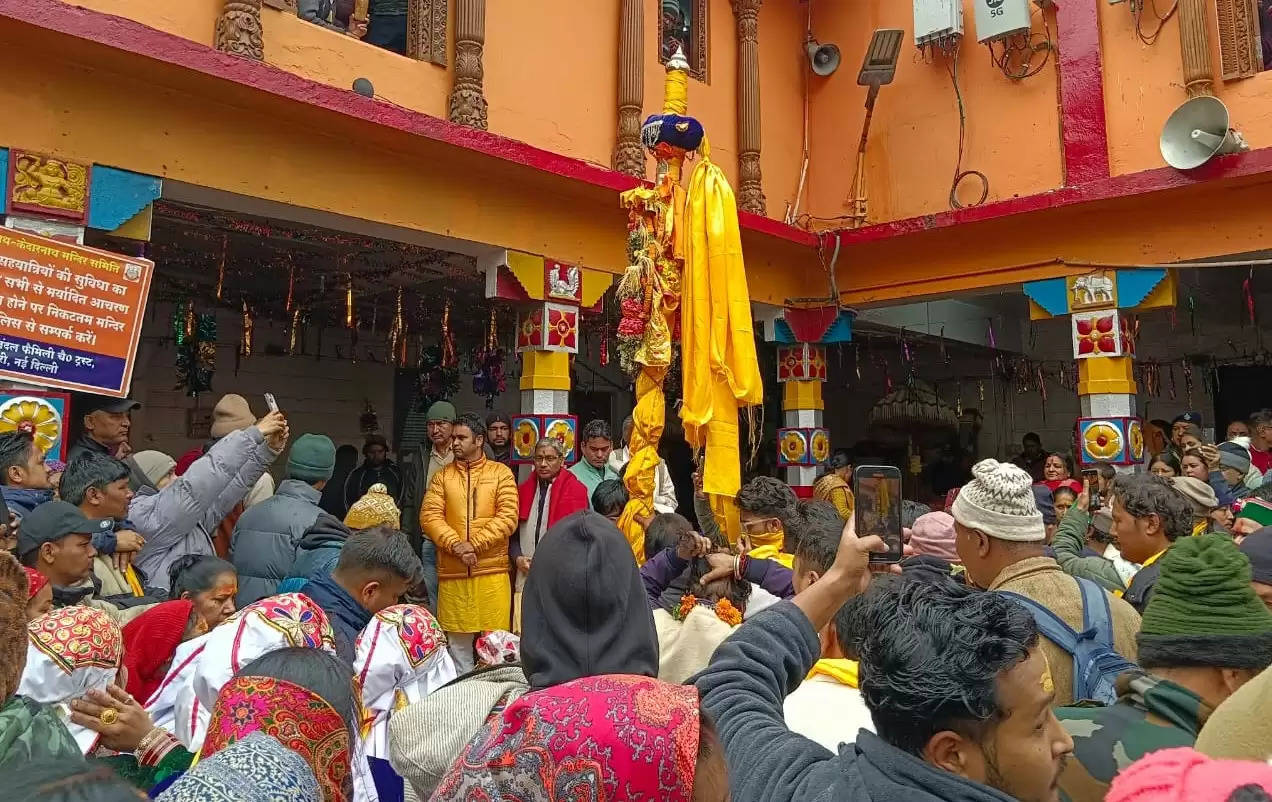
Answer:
[
  {"left": 288, "top": 513, "right": 352, "bottom": 584},
  {"left": 300, "top": 572, "right": 370, "bottom": 663},
  {"left": 231, "top": 479, "right": 324, "bottom": 606},
  {"left": 3, "top": 486, "right": 116, "bottom": 554}
]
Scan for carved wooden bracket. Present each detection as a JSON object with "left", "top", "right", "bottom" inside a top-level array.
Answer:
[
  {"left": 613, "top": 0, "right": 646, "bottom": 176},
  {"left": 449, "top": 0, "right": 488, "bottom": 129},
  {"left": 216, "top": 0, "right": 264, "bottom": 60},
  {"left": 732, "top": 0, "right": 765, "bottom": 215},
  {"left": 1216, "top": 0, "right": 1263, "bottom": 80},
  {"left": 409, "top": 0, "right": 448, "bottom": 66}
]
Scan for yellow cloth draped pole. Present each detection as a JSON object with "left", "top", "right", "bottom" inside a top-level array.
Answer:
[
  {"left": 679, "top": 144, "right": 763, "bottom": 541},
  {"left": 616, "top": 51, "right": 690, "bottom": 562}
]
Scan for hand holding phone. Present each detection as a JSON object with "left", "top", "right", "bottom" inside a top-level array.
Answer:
[
  {"left": 264, "top": 392, "right": 279, "bottom": 413},
  {"left": 853, "top": 465, "right": 904, "bottom": 563}
]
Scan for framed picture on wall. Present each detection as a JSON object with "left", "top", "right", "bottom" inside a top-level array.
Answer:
[{"left": 0, "top": 389, "right": 72, "bottom": 461}]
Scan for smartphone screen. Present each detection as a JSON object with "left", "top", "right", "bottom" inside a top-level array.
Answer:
[
  {"left": 854, "top": 465, "right": 903, "bottom": 563},
  {"left": 264, "top": 393, "right": 279, "bottom": 413},
  {"left": 1081, "top": 469, "right": 1101, "bottom": 511}
]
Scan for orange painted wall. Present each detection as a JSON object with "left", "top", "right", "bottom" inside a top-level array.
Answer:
[
  {"left": 63, "top": 0, "right": 805, "bottom": 222},
  {"left": 1099, "top": 0, "right": 1272, "bottom": 176},
  {"left": 803, "top": 0, "right": 1064, "bottom": 225},
  {"left": 0, "top": 12, "right": 821, "bottom": 304}
]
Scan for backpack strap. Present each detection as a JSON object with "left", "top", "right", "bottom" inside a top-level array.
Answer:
[
  {"left": 1075, "top": 577, "right": 1115, "bottom": 650},
  {"left": 996, "top": 590, "right": 1080, "bottom": 653}
]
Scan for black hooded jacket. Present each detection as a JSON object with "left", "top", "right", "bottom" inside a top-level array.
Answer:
[{"left": 519, "top": 510, "right": 659, "bottom": 689}]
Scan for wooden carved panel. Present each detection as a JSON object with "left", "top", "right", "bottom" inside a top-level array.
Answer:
[
  {"left": 408, "top": 0, "right": 448, "bottom": 65},
  {"left": 659, "top": 0, "right": 708, "bottom": 82},
  {"left": 1216, "top": 0, "right": 1263, "bottom": 80}
]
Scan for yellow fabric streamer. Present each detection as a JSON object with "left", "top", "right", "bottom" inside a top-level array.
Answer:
[
  {"left": 619, "top": 366, "right": 668, "bottom": 563},
  {"left": 679, "top": 154, "right": 764, "bottom": 504}
]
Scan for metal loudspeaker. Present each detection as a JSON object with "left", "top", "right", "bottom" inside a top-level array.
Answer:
[
  {"left": 1160, "top": 95, "right": 1249, "bottom": 170},
  {"left": 806, "top": 40, "right": 842, "bottom": 76}
]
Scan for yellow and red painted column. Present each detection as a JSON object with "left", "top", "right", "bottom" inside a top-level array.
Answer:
[
  {"left": 1024, "top": 269, "right": 1176, "bottom": 471},
  {"left": 481, "top": 249, "right": 610, "bottom": 475},
  {"left": 763, "top": 306, "right": 853, "bottom": 496}
]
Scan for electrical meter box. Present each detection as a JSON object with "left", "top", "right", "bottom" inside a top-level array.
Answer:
[
  {"left": 973, "top": 0, "right": 1032, "bottom": 42},
  {"left": 913, "top": 0, "right": 963, "bottom": 46}
]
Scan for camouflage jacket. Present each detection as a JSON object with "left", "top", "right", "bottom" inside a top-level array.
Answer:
[{"left": 1054, "top": 671, "right": 1212, "bottom": 802}]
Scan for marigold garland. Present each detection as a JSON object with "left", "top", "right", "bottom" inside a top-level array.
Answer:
[{"left": 675, "top": 594, "right": 742, "bottom": 627}]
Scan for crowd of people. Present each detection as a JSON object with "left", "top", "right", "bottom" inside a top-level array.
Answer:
[{"left": 7, "top": 393, "right": 1272, "bottom": 802}]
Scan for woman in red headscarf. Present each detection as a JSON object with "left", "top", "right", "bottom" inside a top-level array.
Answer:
[
  {"left": 22, "top": 566, "right": 51, "bottom": 621},
  {"left": 121, "top": 600, "right": 206, "bottom": 705},
  {"left": 432, "top": 673, "right": 729, "bottom": 802}
]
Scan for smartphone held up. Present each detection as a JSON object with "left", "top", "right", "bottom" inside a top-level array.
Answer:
[{"left": 853, "top": 465, "right": 904, "bottom": 563}]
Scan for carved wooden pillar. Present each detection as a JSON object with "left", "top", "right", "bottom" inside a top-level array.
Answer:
[
  {"left": 733, "top": 0, "right": 765, "bottom": 215},
  {"left": 1179, "top": 0, "right": 1215, "bottom": 97},
  {"left": 613, "top": 0, "right": 646, "bottom": 177},
  {"left": 215, "top": 0, "right": 264, "bottom": 60},
  {"left": 449, "top": 0, "right": 489, "bottom": 130}
]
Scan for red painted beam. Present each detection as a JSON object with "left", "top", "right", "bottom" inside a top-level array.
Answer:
[
  {"left": 0, "top": 0, "right": 819, "bottom": 249},
  {"left": 1054, "top": 0, "right": 1111, "bottom": 185},
  {"left": 836, "top": 144, "right": 1272, "bottom": 245}
]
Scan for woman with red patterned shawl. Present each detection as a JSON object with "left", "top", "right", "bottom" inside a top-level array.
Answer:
[{"left": 432, "top": 673, "right": 730, "bottom": 802}]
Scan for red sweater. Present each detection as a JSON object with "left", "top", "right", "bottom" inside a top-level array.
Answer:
[{"left": 516, "top": 469, "right": 589, "bottom": 551}]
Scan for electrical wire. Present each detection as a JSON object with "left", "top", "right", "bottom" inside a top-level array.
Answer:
[
  {"left": 1134, "top": 0, "right": 1179, "bottom": 45},
  {"left": 946, "top": 48, "right": 989, "bottom": 210},
  {"left": 988, "top": 6, "right": 1054, "bottom": 80}
]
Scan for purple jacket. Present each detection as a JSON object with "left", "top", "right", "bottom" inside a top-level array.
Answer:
[{"left": 640, "top": 548, "right": 795, "bottom": 610}]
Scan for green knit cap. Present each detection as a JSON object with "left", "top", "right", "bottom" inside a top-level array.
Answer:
[{"left": 1138, "top": 534, "right": 1272, "bottom": 669}]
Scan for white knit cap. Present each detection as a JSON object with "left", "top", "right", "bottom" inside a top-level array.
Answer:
[{"left": 951, "top": 459, "right": 1046, "bottom": 542}]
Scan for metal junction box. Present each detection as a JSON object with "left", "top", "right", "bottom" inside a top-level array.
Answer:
[{"left": 972, "top": 0, "right": 1032, "bottom": 43}]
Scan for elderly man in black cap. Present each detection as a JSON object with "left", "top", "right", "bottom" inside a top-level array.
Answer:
[
  {"left": 344, "top": 434, "right": 404, "bottom": 509},
  {"left": 67, "top": 394, "right": 140, "bottom": 462}
]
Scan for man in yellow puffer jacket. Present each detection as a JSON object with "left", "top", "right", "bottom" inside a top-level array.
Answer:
[{"left": 420, "top": 412, "right": 519, "bottom": 671}]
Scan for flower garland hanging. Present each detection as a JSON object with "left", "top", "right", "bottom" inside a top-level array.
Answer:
[
  {"left": 415, "top": 345, "right": 460, "bottom": 412},
  {"left": 674, "top": 593, "right": 743, "bottom": 627},
  {"left": 172, "top": 300, "right": 216, "bottom": 396},
  {"left": 472, "top": 308, "right": 506, "bottom": 408},
  {"left": 615, "top": 223, "right": 658, "bottom": 374}
]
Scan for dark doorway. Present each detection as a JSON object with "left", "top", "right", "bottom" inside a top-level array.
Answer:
[
  {"left": 571, "top": 390, "right": 615, "bottom": 431},
  {"left": 1214, "top": 366, "right": 1272, "bottom": 433}
]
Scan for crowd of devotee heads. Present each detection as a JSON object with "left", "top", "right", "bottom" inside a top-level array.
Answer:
[{"left": 8, "top": 394, "right": 1272, "bottom": 802}]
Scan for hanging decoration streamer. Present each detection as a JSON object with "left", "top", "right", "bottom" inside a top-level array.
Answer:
[
  {"left": 240, "top": 300, "right": 253, "bottom": 357},
  {"left": 346, "top": 273, "right": 355, "bottom": 329},
  {"left": 440, "top": 300, "right": 458, "bottom": 369},
  {"left": 415, "top": 346, "right": 460, "bottom": 411},
  {"left": 215, "top": 234, "right": 227, "bottom": 302},
  {"left": 388, "top": 289, "right": 406, "bottom": 367},
  {"left": 288, "top": 306, "right": 303, "bottom": 356},
  {"left": 1244, "top": 270, "right": 1257, "bottom": 325},
  {"left": 472, "top": 308, "right": 507, "bottom": 408},
  {"left": 172, "top": 301, "right": 216, "bottom": 396},
  {"left": 285, "top": 263, "right": 295, "bottom": 312}
]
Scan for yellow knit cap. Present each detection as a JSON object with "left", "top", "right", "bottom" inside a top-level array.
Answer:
[{"left": 344, "top": 483, "right": 401, "bottom": 530}]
